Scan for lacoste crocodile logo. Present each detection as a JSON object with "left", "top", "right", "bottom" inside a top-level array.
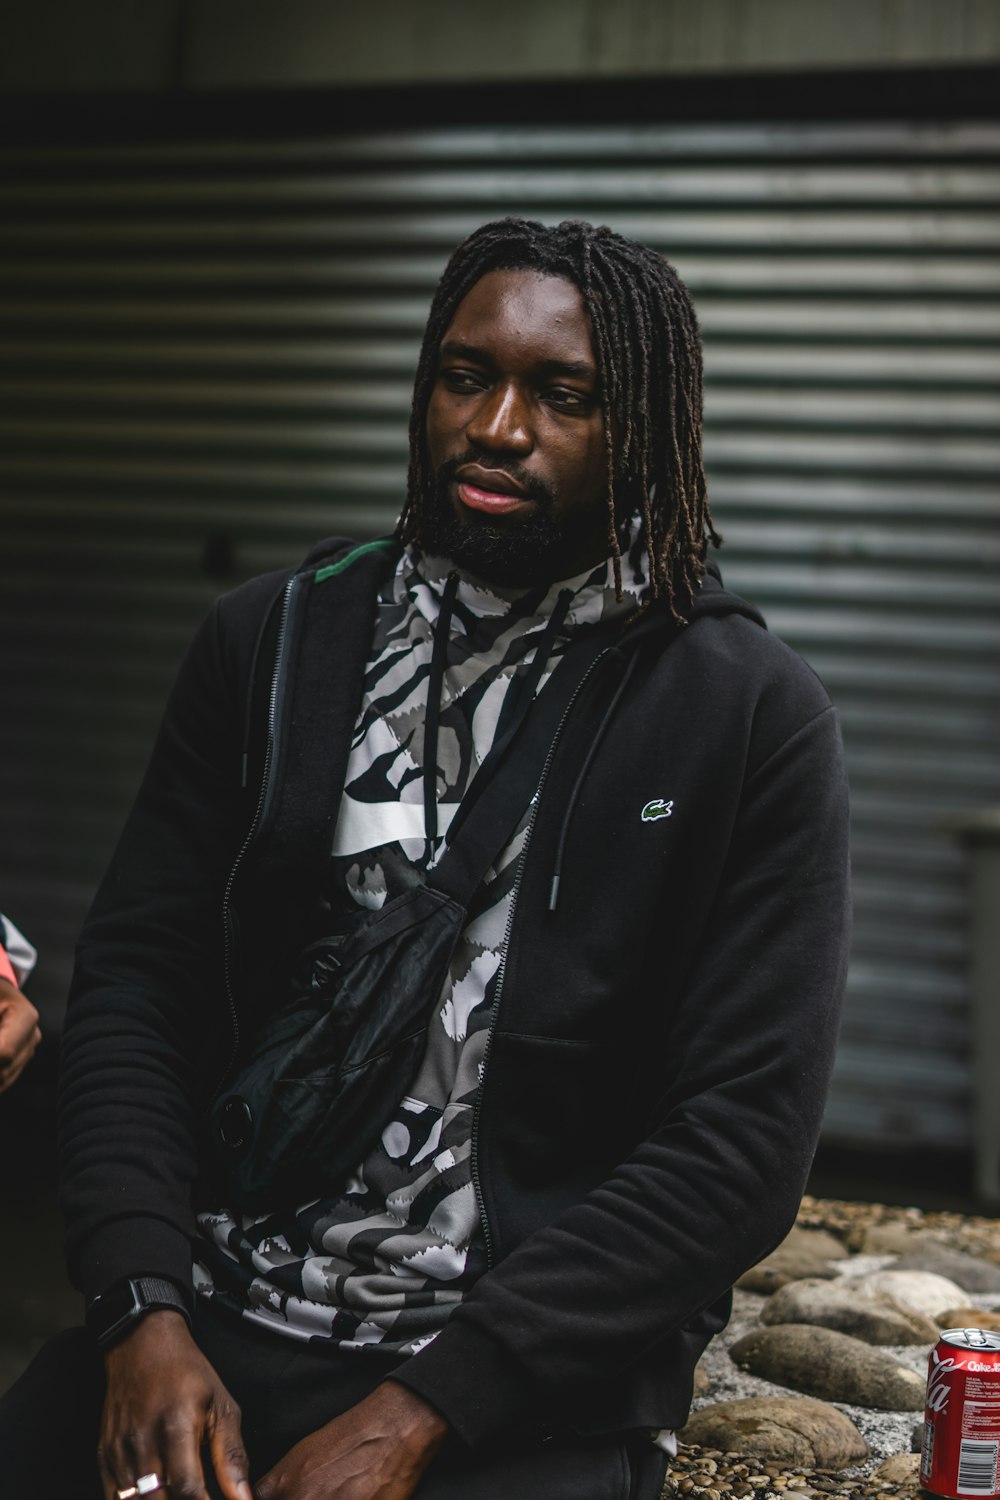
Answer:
[{"left": 641, "top": 798, "right": 674, "bottom": 822}]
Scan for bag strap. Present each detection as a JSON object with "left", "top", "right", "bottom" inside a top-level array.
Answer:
[{"left": 426, "top": 623, "right": 617, "bottom": 907}]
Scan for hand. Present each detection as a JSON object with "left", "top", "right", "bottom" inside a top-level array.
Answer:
[
  {"left": 255, "top": 1380, "right": 448, "bottom": 1500},
  {"left": 0, "top": 978, "right": 41, "bottom": 1092},
  {"left": 99, "top": 1309, "right": 253, "bottom": 1500}
]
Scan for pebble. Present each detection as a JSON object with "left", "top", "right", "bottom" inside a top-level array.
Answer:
[
  {"left": 670, "top": 1197, "right": 1000, "bottom": 1500},
  {"left": 737, "top": 1231, "right": 849, "bottom": 1294},
  {"left": 870, "top": 1454, "right": 920, "bottom": 1488},
  {"left": 935, "top": 1306, "right": 1000, "bottom": 1332},
  {"left": 846, "top": 1269, "right": 968, "bottom": 1320},
  {"left": 759, "top": 1278, "right": 939, "bottom": 1347},
  {"left": 853, "top": 1225, "right": 950, "bottom": 1257},
  {"left": 680, "top": 1396, "right": 869, "bottom": 1468},
  {"left": 662, "top": 1444, "right": 914, "bottom": 1500},
  {"left": 729, "top": 1325, "right": 926, "bottom": 1411},
  {"left": 665, "top": 1440, "right": 863, "bottom": 1500},
  {"left": 893, "top": 1246, "right": 1000, "bottom": 1295},
  {"left": 797, "top": 1197, "right": 1000, "bottom": 1262}
]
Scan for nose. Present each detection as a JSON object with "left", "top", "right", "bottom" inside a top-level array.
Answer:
[{"left": 465, "top": 381, "right": 533, "bottom": 455}]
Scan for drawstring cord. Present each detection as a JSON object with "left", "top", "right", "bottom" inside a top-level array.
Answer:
[
  {"left": 425, "top": 584, "right": 574, "bottom": 850},
  {"left": 446, "top": 588, "right": 574, "bottom": 846},
  {"left": 423, "top": 570, "right": 460, "bottom": 847},
  {"left": 424, "top": 571, "right": 637, "bottom": 909}
]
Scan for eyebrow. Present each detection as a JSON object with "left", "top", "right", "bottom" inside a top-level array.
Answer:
[{"left": 438, "top": 339, "right": 597, "bottom": 382}]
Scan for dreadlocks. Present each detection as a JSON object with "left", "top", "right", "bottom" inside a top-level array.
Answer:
[{"left": 398, "top": 217, "right": 720, "bottom": 616}]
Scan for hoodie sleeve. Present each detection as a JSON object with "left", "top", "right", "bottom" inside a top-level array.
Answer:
[
  {"left": 393, "top": 694, "right": 850, "bottom": 1446},
  {"left": 57, "top": 581, "right": 275, "bottom": 1305}
]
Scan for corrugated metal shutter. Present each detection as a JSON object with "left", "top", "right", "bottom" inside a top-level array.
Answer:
[{"left": 2, "top": 120, "right": 998, "bottom": 1153}]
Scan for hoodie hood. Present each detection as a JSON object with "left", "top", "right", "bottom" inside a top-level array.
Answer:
[{"left": 300, "top": 534, "right": 766, "bottom": 645}]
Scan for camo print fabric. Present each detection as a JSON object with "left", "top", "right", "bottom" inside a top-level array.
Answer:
[{"left": 194, "top": 532, "right": 647, "bottom": 1355}]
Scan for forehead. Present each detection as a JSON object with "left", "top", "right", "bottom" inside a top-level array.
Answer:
[{"left": 439, "top": 268, "right": 596, "bottom": 369}]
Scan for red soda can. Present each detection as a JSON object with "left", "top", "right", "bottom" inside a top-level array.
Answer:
[{"left": 921, "top": 1328, "right": 1000, "bottom": 1497}]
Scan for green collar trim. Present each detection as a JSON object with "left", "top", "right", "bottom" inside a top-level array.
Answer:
[{"left": 313, "top": 537, "right": 398, "bottom": 584}]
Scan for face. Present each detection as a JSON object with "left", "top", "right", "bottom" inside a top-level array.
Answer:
[{"left": 422, "top": 268, "right": 611, "bottom": 586}]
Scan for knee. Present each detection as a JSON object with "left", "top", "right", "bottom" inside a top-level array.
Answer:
[{"left": 0, "top": 1325, "right": 104, "bottom": 1461}]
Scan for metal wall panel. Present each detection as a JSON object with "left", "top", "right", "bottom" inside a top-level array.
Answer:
[{"left": 2, "top": 120, "right": 998, "bottom": 1153}]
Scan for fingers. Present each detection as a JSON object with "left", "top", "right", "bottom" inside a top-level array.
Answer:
[
  {"left": 97, "top": 1424, "right": 168, "bottom": 1500},
  {"left": 98, "top": 1413, "right": 211, "bottom": 1500},
  {"left": 97, "top": 1350, "right": 248, "bottom": 1500},
  {"left": 0, "top": 1024, "right": 41, "bottom": 1093},
  {"left": 0, "top": 994, "right": 41, "bottom": 1093},
  {"left": 155, "top": 1412, "right": 213, "bottom": 1500},
  {"left": 207, "top": 1396, "right": 253, "bottom": 1500},
  {"left": 253, "top": 1467, "right": 279, "bottom": 1500}
]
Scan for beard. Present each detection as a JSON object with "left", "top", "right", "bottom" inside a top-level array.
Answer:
[{"left": 419, "top": 453, "right": 604, "bottom": 588}]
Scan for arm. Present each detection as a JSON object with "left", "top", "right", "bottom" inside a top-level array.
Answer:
[
  {"left": 97, "top": 1313, "right": 251, "bottom": 1500},
  {"left": 0, "top": 916, "right": 41, "bottom": 1091},
  {"left": 394, "top": 701, "right": 850, "bottom": 1446},
  {"left": 0, "top": 976, "right": 41, "bottom": 1093},
  {"left": 58, "top": 584, "right": 276, "bottom": 1500},
  {"left": 253, "top": 1383, "right": 447, "bottom": 1500},
  {"left": 58, "top": 588, "right": 264, "bottom": 1300}
]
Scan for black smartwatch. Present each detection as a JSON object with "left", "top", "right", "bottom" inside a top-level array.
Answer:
[{"left": 86, "top": 1276, "right": 191, "bottom": 1350}]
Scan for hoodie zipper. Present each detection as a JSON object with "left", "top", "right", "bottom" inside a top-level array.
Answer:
[
  {"left": 470, "top": 644, "right": 615, "bottom": 1268},
  {"left": 216, "top": 574, "right": 301, "bottom": 1098}
]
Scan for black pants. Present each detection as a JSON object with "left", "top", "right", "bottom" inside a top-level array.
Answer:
[{"left": 0, "top": 1300, "right": 667, "bottom": 1500}]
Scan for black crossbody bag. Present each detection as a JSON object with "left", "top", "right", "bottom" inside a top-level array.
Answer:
[{"left": 209, "top": 621, "right": 613, "bottom": 1211}]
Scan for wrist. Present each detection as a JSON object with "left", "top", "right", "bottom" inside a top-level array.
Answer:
[
  {"left": 380, "top": 1380, "right": 449, "bottom": 1453},
  {"left": 86, "top": 1274, "right": 192, "bottom": 1351},
  {"left": 104, "top": 1307, "right": 192, "bottom": 1366}
]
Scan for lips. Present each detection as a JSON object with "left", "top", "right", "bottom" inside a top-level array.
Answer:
[{"left": 454, "top": 465, "right": 533, "bottom": 516}]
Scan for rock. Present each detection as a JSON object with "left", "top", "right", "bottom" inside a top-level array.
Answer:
[
  {"left": 779, "top": 1226, "right": 850, "bottom": 1261},
  {"left": 894, "top": 1247, "right": 1000, "bottom": 1296},
  {"left": 736, "top": 1264, "right": 800, "bottom": 1294},
  {"left": 737, "top": 1231, "right": 848, "bottom": 1293},
  {"left": 679, "top": 1395, "right": 869, "bottom": 1469},
  {"left": 693, "top": 1357, "right": 711, "bottom": 1396},
  {"left": 912, "top": 1421, "right": 925, "bottom": 1452},
  {"left": 760, "top": 1277, "right": 939, "bottom": 1346},
  {"left": 849, "top": 1270, "right": 968, "bottom": 1320},
  {"left": 936, "top": 1307, "right": 1000, "bottom": 1333},
  {"left": 872, "top": 1453, "right": 921, "bottom": 1487},
  {"left": 853, "top": 1225, "right": 950, "bottom": 1257},
  {"left": 729, "top": 1324, "right": 926, "bottom": 1410},
  {"left": 737, "top": 1264, "right": 797, "bottom": 1294}
]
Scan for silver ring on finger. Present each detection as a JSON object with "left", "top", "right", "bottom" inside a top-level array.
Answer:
[{"left": 116, "top": 1475, "right": 166, "bottom": 1499}]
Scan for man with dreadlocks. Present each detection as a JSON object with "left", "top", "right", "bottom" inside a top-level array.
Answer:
[{"left": 2, "top": 219, "right": 849, "bottom": 1500}]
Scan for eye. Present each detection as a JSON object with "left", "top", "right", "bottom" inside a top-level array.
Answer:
[
  {"left": 543, "top": 387, "right": 595, "bottom": 412},
  {"left": 440, "top": 368, "right": 487, "bottom": 393}
]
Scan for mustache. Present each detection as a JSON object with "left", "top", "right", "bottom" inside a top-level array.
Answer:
[{"left": 434, "top": 451, "right": 555, "bottom": 507}]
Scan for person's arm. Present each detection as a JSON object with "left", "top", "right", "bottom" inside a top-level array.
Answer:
[
  {"left": 0, "top": 916, "right": 41, "bottom": 1091},
  {"left": 393, "top": 697, "right": 851, "bottom": 1448},
  {"left": 0, "top": 970, "right": 41, "bottom": 1093},
  {"left": 96, "top": 1312, "right": 252, "bottom": 1500},
  {"left": 59, "top": 595, "right": 247, "bottom": 1298},
  {"left": 252, "top": 1382, "right": 447, "bottom": 1500},
  {"left": 59, "top": 580, "right": 279, "bottom": 1500}
]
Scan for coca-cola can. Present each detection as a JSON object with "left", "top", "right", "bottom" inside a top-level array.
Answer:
[{"left": 921, "top": 1328, "right": 1000, "bottom": 1497}]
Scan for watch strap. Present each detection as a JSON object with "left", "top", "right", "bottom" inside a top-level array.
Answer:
[
  {"left": 134, "top": 1275, "right": 189, "bottom": 1312},
  {"left": 87, "top": 1275, "right": 191, "bottom": 1349}
]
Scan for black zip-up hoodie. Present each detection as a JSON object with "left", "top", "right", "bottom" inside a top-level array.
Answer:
[{"left": 59, "top": 537, "right": 850, "bottom": 1448}]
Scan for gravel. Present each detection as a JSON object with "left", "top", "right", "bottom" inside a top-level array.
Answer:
[{"left": 662, "top": 1196, "right": 1000, "bottom": 1500}]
